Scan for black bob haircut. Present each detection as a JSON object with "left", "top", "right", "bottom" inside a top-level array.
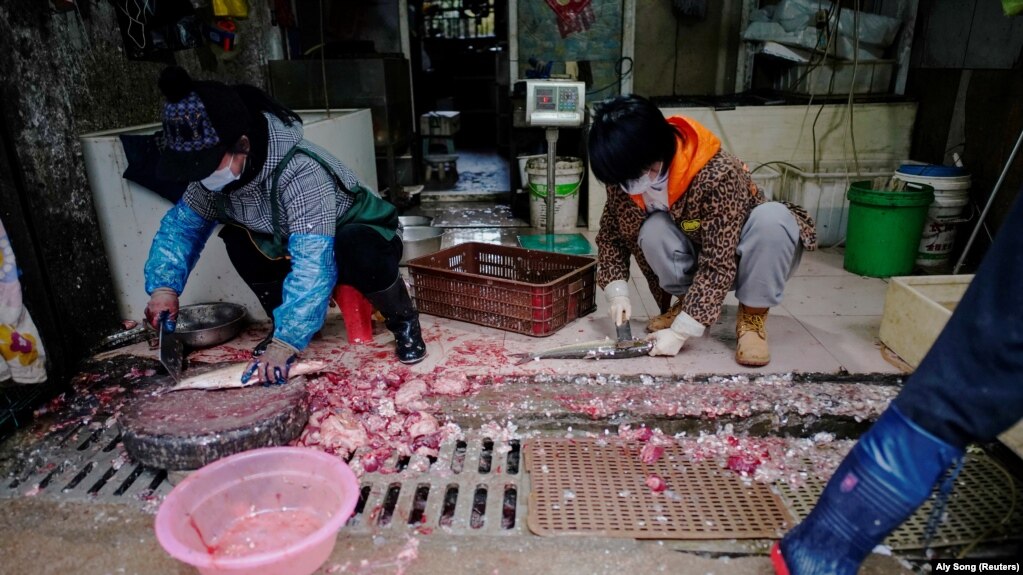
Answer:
[{"left": 587, "top": 94, "right": 678, "bottom": 188}]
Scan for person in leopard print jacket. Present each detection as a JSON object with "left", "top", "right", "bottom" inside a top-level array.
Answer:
[{"left": 589, "top": 95, "right": 816, "bottom": 367}]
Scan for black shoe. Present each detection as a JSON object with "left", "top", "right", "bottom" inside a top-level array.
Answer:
[{"left": 365, "top": 276, "right": 427, "bottom": 364}]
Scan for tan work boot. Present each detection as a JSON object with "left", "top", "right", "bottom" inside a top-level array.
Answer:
[
  {"left": 646, "top": 299, "right": 685, "bottom": 333},
  {"left": 736, "top": 304, "right": 770, "bottom": 367}
]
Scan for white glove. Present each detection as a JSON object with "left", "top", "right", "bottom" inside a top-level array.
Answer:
[
  {"left": 648, "top": 310, "right": 705, "bottom": 356},
  {"left": 604, "top": 280, "right": 632, "bottom": 326}
]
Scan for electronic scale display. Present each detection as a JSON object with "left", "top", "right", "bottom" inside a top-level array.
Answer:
[{"left": 525, "top": 80, "right": 586, "bottom": 127}]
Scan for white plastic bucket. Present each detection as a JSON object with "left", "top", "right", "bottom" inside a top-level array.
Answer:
[
  {"left": 517, "top": 154, "right": 544, "bottom": 190},
  {"left": 893, "top": 165, "right": 971, "bottom": 268},
  {"left": 526, "top": 156, "right": 583, "bottom": 231}
]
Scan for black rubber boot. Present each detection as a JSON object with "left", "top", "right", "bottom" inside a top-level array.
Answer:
[
  {"left": 365, "top": 276, "right": 427, "bottom": 364},
  {"left": 775, "top": 405, "right": 963, "bottom": 575},
  {"left": 250, "top": 281, "right": 283, "bottom": 356}
]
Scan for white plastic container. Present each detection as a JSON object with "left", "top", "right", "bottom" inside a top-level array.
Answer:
[
  {"left": 892, "top": 165, "right": 972, "bottom": 269},
  {"left": 777, "top": 160, "right": 899, "bottom": 247},
  {"left": 879, "top": 275, "right": 973, "bottom": 368},
  {"left": 527, "top": 157, "right": 584, "bottom": 231}
]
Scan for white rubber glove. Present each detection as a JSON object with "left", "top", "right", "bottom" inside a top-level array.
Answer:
[
  {"left": 648, "top": 310, "right": 706, "bottom": 356},
  {"left": 604, "top": 280, "right": 632, "bottom": 326}
]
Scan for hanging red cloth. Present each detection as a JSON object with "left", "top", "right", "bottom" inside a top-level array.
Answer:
[{"left": 544, "top": 0, "right": 596, "bottom": 38}]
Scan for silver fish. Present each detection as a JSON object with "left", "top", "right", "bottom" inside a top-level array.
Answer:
[
  {"left": 510, "top": 339, "right": 654, "bottom": 365},
  {"left": 159, "top": 360, "right": 329, "bottom": 393}
]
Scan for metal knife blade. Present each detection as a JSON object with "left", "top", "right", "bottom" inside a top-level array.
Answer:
[
  {"left": 159, "top": 318, "right": 184, "bottom": 383},
  {"left": 615, "top": 321, "right": 633, "bottom": 343}
]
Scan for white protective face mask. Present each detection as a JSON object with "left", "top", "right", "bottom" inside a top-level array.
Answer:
[
  {"left": 622, "top": 164, "right": 668, "bottom": 196},
  {"left": 200, "top": 154, "right": 240, "bottom": 191}
]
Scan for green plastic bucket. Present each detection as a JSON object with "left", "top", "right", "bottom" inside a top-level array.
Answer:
[{"left": 843, "top": 180, "right": 934, "bottom": 277}]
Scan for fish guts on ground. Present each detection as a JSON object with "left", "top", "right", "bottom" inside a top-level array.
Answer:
[{"left": 297, "top": 368, "right": 481, "bottom": 474}]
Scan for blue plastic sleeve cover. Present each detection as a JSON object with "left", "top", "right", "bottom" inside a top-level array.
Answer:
[
  {"left": 144, "top": 201, "right": 217, "bottom": 295},
  {"left": 273, "top": 233, "right": 337, "bottom": 350}
]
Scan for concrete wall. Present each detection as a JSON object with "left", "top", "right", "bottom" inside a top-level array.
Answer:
[
  {"left": 633, "top": 0, "right": 742, "bottom": 97},
  {"left": 515, "top": 0, "right": 624, "bottom": 100},
  {"left": 0, "top": 0, "right": 278, "bottom": 373},
  {"left": 906, "top": 0, "right": 1023, "bottom": 268},
  {"left": 587, "top": 102, "right": 918, "bottom": 231}
]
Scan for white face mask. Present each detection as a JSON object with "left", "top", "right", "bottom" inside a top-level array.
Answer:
[
  {"left": 622, "top": 163, "right": 668, "bottom": 196},
  {"left": 200, "top": 154, "right": 240, "bottom": 191}
]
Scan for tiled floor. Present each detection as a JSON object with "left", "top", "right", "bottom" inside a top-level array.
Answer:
[
  {"left": 392, "top": 229, "right": 900, "bottom": 378},
  {"left": 186, "top": 225, "right": 903, "bottom": 381}
]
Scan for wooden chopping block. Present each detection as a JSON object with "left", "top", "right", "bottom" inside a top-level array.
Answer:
[{"left": 118, "top": 363, "right": 309, "bottom": 471}]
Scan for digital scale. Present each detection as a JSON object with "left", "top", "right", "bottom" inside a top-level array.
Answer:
[
  {"left": 525, "top": 79, "right": 586, "bottom": 127},
  {"left": 518, "top": 79, "right": 591, "bottom": 255}
]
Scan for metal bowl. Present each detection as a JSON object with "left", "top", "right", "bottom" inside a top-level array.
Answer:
[
  {"left": 399, "top": 215, "right": 433, "bottom": 228},
  {"left": 400, "top": 226, "right": 445, "bottom": 265},
  {"left": 174, "top": 303, "right": 248, "bottom": 348}
]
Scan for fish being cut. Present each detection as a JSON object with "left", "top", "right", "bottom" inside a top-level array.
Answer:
[
  {"left": 510, "top": 339, "right": 653, "bottom": 365},
  {"left": 159, "top": 360, "right": 329, "bottom": 393}
]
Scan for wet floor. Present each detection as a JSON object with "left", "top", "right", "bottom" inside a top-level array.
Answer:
[{"left": 2, "top": 151, "right": 1022, "bottom": 573}]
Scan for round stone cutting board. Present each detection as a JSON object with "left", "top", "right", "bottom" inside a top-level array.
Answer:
[{"left": 118, "top": 363, "right": 309, "bottom": 471}]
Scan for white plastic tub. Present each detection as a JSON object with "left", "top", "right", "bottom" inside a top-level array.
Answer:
[{"left": 878, "top": 274, "right": 973, "bottom": 368}]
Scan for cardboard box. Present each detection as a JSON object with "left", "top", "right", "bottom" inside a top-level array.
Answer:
[
  {"left": 879, "top": 275, "right": 973, "bottom": 368},
  {"left": 420, "top": 111, "right": 461, "bottom": 136}
]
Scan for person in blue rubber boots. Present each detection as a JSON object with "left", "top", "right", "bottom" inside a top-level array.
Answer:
[
  {"left": 772, "top": 191, "right": 1023, "bottom": 574},
  {"left": 142, "top": 67, "right": 427, "bottom": 385}
]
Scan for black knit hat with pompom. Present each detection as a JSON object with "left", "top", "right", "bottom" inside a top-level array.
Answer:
[{"left": 156, "top": 66, "right": 250, "bottom": 182}]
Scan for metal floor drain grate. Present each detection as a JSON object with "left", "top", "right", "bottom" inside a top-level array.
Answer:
[
  {"left": 4, "top": 425, "right": 1021, "bottom": 553},
  {"left": 343, "top": 434, "right": 528, "bottom": 536},
  {"left": 0, "top": 423, "right": 170, "bottom": 505},
  {"left": 778, "top": 452, "right": 1023, "bottom": 551},
  {"left": 0, "top": 427, "right": 528, "bottom": 535},
  {"left": 524, "top": 437, "right": 794, "bottom": 539}
]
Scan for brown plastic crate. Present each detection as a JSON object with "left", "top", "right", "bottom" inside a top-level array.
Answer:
[{"left": 406, "top": 242, "right": 597, "bottom": 337}]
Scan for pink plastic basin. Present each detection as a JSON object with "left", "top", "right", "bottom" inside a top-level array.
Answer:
[{"left": 155, "top": 447, "right": 359, "bottom": 575}]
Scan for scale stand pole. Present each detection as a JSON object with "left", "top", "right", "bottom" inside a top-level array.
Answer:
[
  {"left": 953, "top": 125, "right": 1023, "bottom": 274},
  {"left": 545, "top": 127, "right": 559, "bottom": 237}
]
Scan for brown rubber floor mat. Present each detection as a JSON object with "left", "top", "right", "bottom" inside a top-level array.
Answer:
[{"left": 525, "top": 437, "right": 794, "bottom": 539}]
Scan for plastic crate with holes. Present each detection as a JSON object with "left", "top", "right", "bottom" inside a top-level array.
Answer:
[
  {"left": 776, "top": 160, "right": 899, "bottom": 247},
  {"left": 406, "top": 242, "right": 597, "bottom": 336}
]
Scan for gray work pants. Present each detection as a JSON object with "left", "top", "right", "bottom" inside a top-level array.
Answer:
[{"left": 637, "top": 202, "right": 802, "bottom": 308}]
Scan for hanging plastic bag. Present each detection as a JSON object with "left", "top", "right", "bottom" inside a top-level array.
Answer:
[
  {"left": 544, "top": 0, "right": 596, "bottom": 38},
  {"left": 212, "top": 0, "right": 249, "bottom": 19}
]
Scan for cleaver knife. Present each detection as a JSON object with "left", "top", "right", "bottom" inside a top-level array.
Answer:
[
  {"left": 615, "top": 321, "right": 633, "bottom": 343},
  {"left": 159, "top": 313, "right": 184, "bottom": 383}
]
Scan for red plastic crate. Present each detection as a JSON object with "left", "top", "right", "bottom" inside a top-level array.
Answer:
[{"left": 406, "top": 242, "right": 597, "bottom": 337}]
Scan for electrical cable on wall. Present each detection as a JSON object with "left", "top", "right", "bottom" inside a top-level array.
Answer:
[
  {"left": 790, "top": 1, "right": 838, "bottom": 172},
  {"left": 119, "top": 0, "right": 153, "bottom": 49},
  {"left": 586, "top": 56, "right": 633, "bottom": 98},
  {"left": 72, "top": 0, "right": 95, "bottom": 56},
  {"left": 846, "top": 0, "right": 861, "bottom": 177}
]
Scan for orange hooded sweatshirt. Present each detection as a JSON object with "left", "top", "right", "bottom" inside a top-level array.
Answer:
[{"left": 629, "top": 116, "right": 722, "bottom": 212}]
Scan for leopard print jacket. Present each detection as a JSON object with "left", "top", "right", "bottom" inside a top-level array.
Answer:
[{"left": 596, "top": 149, "right": 817, "bottom": 327}]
